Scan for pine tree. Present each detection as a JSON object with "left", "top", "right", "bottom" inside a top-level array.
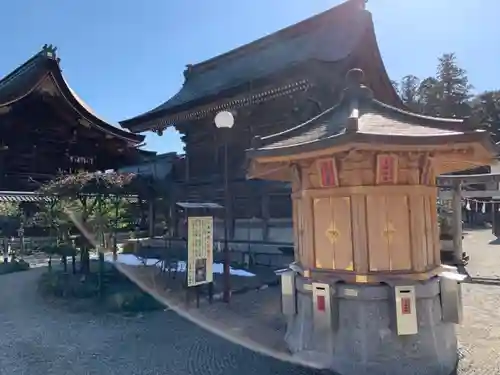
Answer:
[
  {"left": 471, "top": 90, "right": 500, "bottom": 143},
  {"left": 399, "top": 75, "right": 421, "bottom": 111},
  {"left": 435, "top": 53, "right": 473, "bottom": 117},
  {"left": 417, "top": 77, "right": 441, "bottom": 116}
]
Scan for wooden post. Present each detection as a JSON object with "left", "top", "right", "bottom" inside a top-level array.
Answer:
[
  {"left": 18, "top": 226, "right": 25, "bottom": 255},
  {"left": 493, "top": 202, "right": 500, "bottom": 237},
  {"left": 148, "top": 198, "right": 155, "bottom": 238},
  {"left": 2, "top": 237, "right": 7, "bottom": 263},
  {"left": 261, "top": 192, "right": 270, "bottom": 241},
  {"left": 208, "top": 282, "right": 214, "bottom": 304},
  {"left": 451, "top": 182, "right": 463, "bottom": 263}
]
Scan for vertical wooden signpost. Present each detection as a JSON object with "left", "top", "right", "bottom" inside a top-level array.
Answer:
[{"left": 187, "top": 216, "right": 214, "bottom": 307}]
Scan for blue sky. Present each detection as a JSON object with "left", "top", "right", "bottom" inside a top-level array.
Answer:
[{"left": 1, "top": 0, "right": 498, "bottom": 154}]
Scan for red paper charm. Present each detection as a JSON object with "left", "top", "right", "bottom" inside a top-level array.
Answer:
[
  {"left": 376, "top": 154, "right": 398, "bottom": 184},
  {"left": 317, "top": 158, "right": 339, "bottom": 187}
]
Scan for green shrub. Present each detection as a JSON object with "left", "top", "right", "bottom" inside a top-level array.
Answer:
[
  {"left": 38, "top": 271, "right": 98, "bottom": 298},
  {"left": 57, "top": 244, "right": 77, "bottom": 257},
  {"left": 38, "top": 263, "right": 162, "bottom": 313},
  {"left": 121, "top": 241, "right": 137, "bottom": 254},
  {"left": 105, "top": 290, "right": 162, "bottom": 312},
  {"left": 0, "top": 259, "right": 30, "bottom": 275}
]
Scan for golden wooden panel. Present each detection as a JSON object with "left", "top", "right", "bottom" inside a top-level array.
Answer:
[
  {"left": 428, "top": 197, "right": 441, "bottom": 265},
  {"left": 330, "top": 197, "right": 354, "bottom": 271},
  {"left": 356, "top": 275, "right": 368, "bottom": 283},
  {"left": 408, "top": 194, "right": 428, "bottom": 272},
  {"left": 424, "top": 195, "right": 440, "bottom": 268},
  {"left": 292, "top": 198, "right": 300, "bottom": 263},
  {"left": 386, "top": 195, "right": 412, "bottom": 271},
  {"left": 366, "top": 195, "right": 390, "bottom": 271},
  {"left": 351, "top": 194, "right": 369, "bottom": 273},
  {"left": 313, "top": 198, "right": 333, "bottom": 269},
  {"left": 325, "top": 222, "right": 341, "bottom": 244},
  {"left": 382, "top": 222, "right": 396, "bottom": 244},
  {"left": 423, "top": 196, "right": 435, "bottom": 269},
  {"left": 301, "top": 197, "right": 315, "bottom": 269}
]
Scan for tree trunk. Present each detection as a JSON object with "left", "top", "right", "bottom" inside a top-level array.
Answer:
[
  {"left": 79, "top": 247, "right": 84, "bottom": 273},
  {"left": 97, "top": 196, "right": 105, "bottom": 296},
  {"left": 3, "top": 238, "right": 8, "bottom": 264},
  {"left": 78, "top": 196, "right": 91, "bottom": 274},
  {"left": 98, "top": 252, "right": 105, "bottom": 297},
  {"left": 80, "top": 247, "right": 90, "bottom": 274},
  {"left": 62, "top": 256, "right": 67, "bottom": 273}
]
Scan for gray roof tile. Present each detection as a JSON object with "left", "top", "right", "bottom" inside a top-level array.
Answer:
[
  {"left": 0, "top": 46, "right": 145, "bottom": 144},
  {"left": 121, "top": 0, "right": 374, "bottom": 127},
  {"left": 249, "top": 69, "right": 492, "bottom": 156}
]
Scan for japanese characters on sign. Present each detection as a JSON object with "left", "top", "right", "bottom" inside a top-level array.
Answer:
[
  {"left": 376, "top": 154, "right": 398, "bottom": 184},
  {"left": 401, "top": 297, "right": 412, "bottom": 315},
  {"left": 317, "top": 158, "right": 339, "bottom": 187},
  {"left": 187, "top": 216, "right": 214, "bottom": 287}
]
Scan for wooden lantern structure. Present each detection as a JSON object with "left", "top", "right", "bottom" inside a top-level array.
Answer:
[{"left": 247, "top": 69, "right": 496, "bottom": 283}]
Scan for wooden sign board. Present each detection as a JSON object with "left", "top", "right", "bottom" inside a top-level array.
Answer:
[
  {"left": 376, "top": 154, "right": 398, "bottom": 184},
  {"left": 317, "top": 158, "right": 339, "bottom": 187},
  {"left": 187, "top": 216, "right": 214, "bottom": 287}
]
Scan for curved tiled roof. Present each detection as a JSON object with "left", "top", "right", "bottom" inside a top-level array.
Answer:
[
  {"left": 0, "top": 46, "right": 144, "bottom": 144},
  {"left": 247, "top": 69, "right": 496, "bottom": 158},
  {"left": 120, "top": 0, "right": 399, "bottom": 131}
]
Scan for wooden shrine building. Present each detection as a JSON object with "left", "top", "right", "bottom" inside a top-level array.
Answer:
[
  {"left": 0, "top": 44, "right": 152, "bottom": 191},
  {"left": 120, "top": 0, "right": 402, "bottom": 240},
  {"left": 247, "top": 68, "right": 496, "bottom": 276},
  {"left": 246, "top": 68, "right": 496, "bottom": 375}
]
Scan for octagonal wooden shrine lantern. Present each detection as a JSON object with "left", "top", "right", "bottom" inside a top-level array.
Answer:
[{"left": 247, "top": 69, "right": 496, "bottom": 283}]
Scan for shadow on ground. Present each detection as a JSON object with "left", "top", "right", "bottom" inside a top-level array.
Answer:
[
  {"left": 464, "top": 277, "right": 500, "bottom": 286},
  {"left": 488, "top": 238, "right": 500, "bottom": 245}
]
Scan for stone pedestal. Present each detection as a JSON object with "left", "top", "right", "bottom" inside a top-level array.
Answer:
[{"left": 285, "top": 276, "right": 457, "bottom": 375}]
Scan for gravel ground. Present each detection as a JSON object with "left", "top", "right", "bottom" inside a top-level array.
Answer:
[
  {"left": 2, "top": 229, "right": 500, "bottom": 374},
  {"left": 0, "top": 268, "right": 320, "bottom": 375},
  {"left": 456, "top": 229, "right": 500, "bottom": 374}
]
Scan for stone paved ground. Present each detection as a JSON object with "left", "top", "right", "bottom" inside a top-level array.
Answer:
[
  {"left": 456, "top": 229, "right": 500, "bottom": 374},
  {"left": 0, "top": 268, "right": 320, "bottom": 375},
  {"left": 121, "top": 229, "right": 500, "bottom": 375},
  {"left": 2, "top": 230, "right": 500, "bottom": 374}
]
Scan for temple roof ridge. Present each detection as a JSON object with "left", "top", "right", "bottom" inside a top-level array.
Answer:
[
  {"left": 0, "top": 44, "right": 145, "bottom": 144},
  {"left": 120, "top": 0, "right": 388, "bottom": 131},
  {"left": 185, "top": 0, "right": 367, "bottom": 77},
  {"left": 248, "top": 68, "right": 495, "bottom": 157}
]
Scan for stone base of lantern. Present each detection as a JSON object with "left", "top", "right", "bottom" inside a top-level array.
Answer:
[{"left": 285, "top": 276, "right": 457, "bottom": 375}]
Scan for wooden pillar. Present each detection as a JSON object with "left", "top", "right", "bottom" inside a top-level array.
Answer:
[
  {"left": 148, "top": 198, "right": 155, "bottom": 238},
  {"left": 493, "top": 202, "right": 500, "bottom": 237},
  {"left": 261, "top": 191, "right": 270, "bottom": 241},
  {"left": 185, "top": 155, "right": 190, "bottom": 182},
  {"left": 19, "top": 226, "right": 25, "bottom": 255},
  {"left": 2, "top": 237, "right": 7, "bottom": 263},
  {"left": 451, "top": 182, "right": 463, "bottom": 262},
  {"left": 168, "top": 184, "right": 177, "bottom": 238}
]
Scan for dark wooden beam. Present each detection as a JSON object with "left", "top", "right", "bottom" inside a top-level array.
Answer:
[{"left": 437, "top": 173, "right": 500, "bottom": 187}]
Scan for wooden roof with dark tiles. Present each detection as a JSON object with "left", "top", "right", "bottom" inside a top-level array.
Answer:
[
  {"left": 120, "top": 0, "right": 400, "bottom": 131},
  {"left": 0, "top": 44, "right": 144, "bottom": 144},
  {"left": 247, "top": 68, "right": 497, "bottom": 158}
]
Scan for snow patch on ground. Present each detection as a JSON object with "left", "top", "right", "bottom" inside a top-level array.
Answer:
[{"left": 103, "top": 253, "right": 255, "bottom": 277}]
